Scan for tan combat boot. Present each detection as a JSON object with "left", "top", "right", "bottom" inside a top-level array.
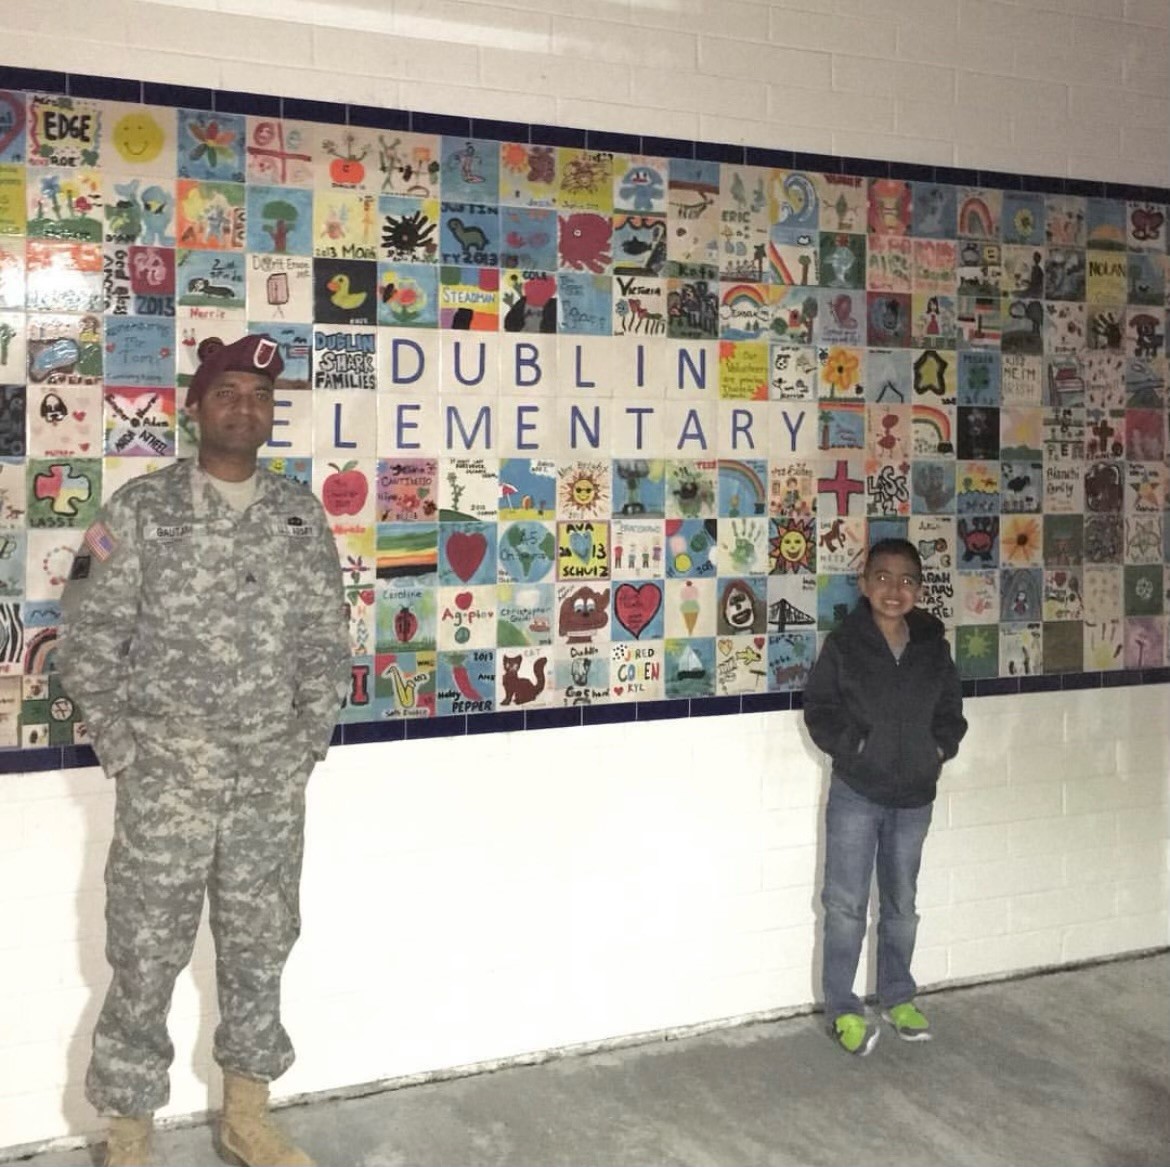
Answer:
[
  {"left": 104, "top": 1115, "right": 153, "bottom": 1167},
  {"left": 217, "top": 1071, "right": 314, "bottom": 1167}
]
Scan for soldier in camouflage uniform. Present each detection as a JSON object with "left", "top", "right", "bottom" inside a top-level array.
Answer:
[{"left": 58, "top": 334, "right": 351, "bottom": 1167}]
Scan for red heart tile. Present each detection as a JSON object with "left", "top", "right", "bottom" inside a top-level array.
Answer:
[
  {"left": 446, "top": 531, "right": 487, "bottom": 583},
  {"left": 614, "top": 582, "right": 662, "bottom": 639}
]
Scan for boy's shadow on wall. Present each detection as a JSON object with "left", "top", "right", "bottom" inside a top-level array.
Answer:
[{"left": 68, "top": 767, "right": 218, "bottom": 1164}]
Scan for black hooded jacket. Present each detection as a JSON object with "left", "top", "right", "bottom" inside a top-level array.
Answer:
[{"left": 803, "top": 599, "right": 967, "bottom": 808}]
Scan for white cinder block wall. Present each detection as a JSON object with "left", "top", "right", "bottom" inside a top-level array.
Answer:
[{"left": 1, "top": 0, "right": 1168, "bottom": 1152}]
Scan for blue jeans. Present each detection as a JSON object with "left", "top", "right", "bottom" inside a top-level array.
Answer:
[{"left": 821, "top": 776, "right": 933, "bottom": 1022}]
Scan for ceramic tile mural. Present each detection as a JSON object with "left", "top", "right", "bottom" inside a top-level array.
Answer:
[{"left": 0, "top": 82, "right": 1167, "bottom": 749}]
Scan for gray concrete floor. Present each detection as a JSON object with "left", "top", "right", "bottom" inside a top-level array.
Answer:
[{"left": 6, "top": 952, "right": 1169, "bottom": 1167}]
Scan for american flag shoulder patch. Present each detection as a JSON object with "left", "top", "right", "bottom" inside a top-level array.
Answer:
[{"left": 84, "top": 521, "right": 117, "bottom": 562}]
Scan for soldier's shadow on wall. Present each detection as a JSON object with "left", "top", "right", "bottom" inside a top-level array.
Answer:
[{"left": 68, "top": 780, "right": 219, "bottom": 1159}]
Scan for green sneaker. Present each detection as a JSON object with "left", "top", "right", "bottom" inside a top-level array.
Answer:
[
  {"left": 831, "top": 1012, "right": 879, "bottom": 1056},
  {"left": 883, "top": 1001, "right": 932, "bottom": 1042}
]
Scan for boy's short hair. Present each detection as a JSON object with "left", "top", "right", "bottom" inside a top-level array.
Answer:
[{"left": 864, "top": 538, "right": 923, "bottom": 578}]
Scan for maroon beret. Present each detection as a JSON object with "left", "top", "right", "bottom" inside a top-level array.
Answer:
[{"left": 186, "top": 334, "right": 284, "bottom": 407}]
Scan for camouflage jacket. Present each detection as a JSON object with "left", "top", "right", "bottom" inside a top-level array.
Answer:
[{"left": 58, "top": 460, "right": 350, "bottom": 780}]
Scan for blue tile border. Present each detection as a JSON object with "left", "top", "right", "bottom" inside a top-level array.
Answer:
[
  {"left": 524, "top": 706, "right": 583, "bottom": 732},
  {"left": 529, "top": 123, "right": 587, "bottom": 149},
  {"left": 342, "top": 719, "right": 406, "bottom": 745},
  {"left": 791, "top": 150, "right": 841, "bottom": 174},
  {"left": 581, "top": 702, "right": 637, "bottom": 727},
  {"left": 695, "top": 139, "right": 745, "bottom": 164},
  {"left": 931, "top": 165, "right": 969, "bottom": 187},
  {"left": 474, "top": 118, "right": 531, "bottom": 145},
  {"left": 216, "top": 88, "right": 281, "bottom": 118},
  {"left": 3, "top": 66, "right": 68, "bottom": 94},
  {"left": 1102, "top": 668, "right": 1146, "bottom": 688},
  {"left": 0, "top": 746, "right": 64, "bottom": 775},
  {"left": 61, "top": 744, "right": 99, "bottom": 769},
  {"left": 405, "top": 714, "right": 467, "bottom": 739},
  {"left": 838, "top": 154, "right": 889, "bottom": 179},
  {"left": 1100, "top": 182, "right": 1139, "bottom": 201},
  {"left": 282, "top": 95, "right": 348, "bottom": 125},
  {"left": 1019, "top": 172, "right": 1067, "bottom": 195},
  {"left": 636, "top": 699, "right": 682, "bottom": 722},
  {"left": 587, "top": 129, "right": 641, "bottom": 155},
  {"left": 641, "top": 135, "right": 695, "bottom": 160},
  {"left": 976, "top": 168, "right": 1023, "bottom": 191},
  {"left": 0, "top": 62, "right": 1166, "bottom": 776},
  {"left": 348, "top": 104, "right": 411, "bottom": 132},
  {"left": 1065, "top": 176, "right": 1105, "bottom": 198},
  {"left": 745, "top": 146, "right": 795, "bottom": 170},
  {"left": 68, "top": 74, "right": 141, "bottom": 102},
  {"left": 690, "top": 695, "right": 742, "bottom": 719},
  {"left": 1061, "top": 671, "right": 1103, "bottom": 691},
  {"left": 741, "top": 692, "right": 792, "bottom": 714},
  {"left": 887, "top": 161, "right": 936, "bottom": 184},
  {"left": 141, "top": 81, "right": 214, "bottom": 111},
  {"left": 1018, "top": 674, "right": 1062, "bottom": 694},
  {"left": 975, "top": 677, "right": 1019, "bottom": 697},
  {"left": 409, "top": 110, "right": 471, "bottom": 137},
  {"left": 467, "top": 710, "right": 524, "bottom": 735}
]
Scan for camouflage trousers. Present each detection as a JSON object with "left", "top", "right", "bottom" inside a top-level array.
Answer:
[{"left": 86, "top": 729, "right": 309, "bottom": 1116}]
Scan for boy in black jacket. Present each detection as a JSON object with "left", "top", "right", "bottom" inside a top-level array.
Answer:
[{"left": 803, "top": 539, "right": 967, "bottom": 1055}]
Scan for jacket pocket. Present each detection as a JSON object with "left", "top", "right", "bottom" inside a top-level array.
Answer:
[
  {"left": 835, "top": 722, "right": 868, "bottom": 764},
  {"left": 853, "top": 725, "right": 898, "bottom": 784},
  {"left": 905, "top": 733, "right": 943, "bottom": 786}
]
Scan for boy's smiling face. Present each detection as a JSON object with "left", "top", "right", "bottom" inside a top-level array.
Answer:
[{"left": 860, "top": 550, "right": 922, "bottom": 625}]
